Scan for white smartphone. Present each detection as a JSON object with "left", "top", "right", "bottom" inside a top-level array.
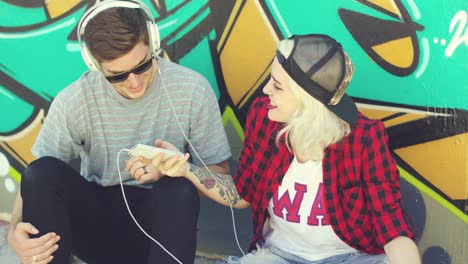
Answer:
[{"left": 128, "top": 144, "right": 183, "bottom": 161}]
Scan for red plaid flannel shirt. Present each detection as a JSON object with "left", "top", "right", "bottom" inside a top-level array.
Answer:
[{"left": 233, "top": 97, "right": 414, "bottom": 253}]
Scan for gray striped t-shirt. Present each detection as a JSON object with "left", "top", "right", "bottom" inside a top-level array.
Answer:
[{"left": 32, "top": 58, "right": 231, "bottom": 186}]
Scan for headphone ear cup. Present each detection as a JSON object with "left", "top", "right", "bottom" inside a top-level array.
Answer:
[
  {"left": 81, "top": 45, "right": 100, "bottom": 71},
  {"left": 147, "top": 21, "right": 161, "bottom": 56},
  {"left": 78, "top": 0, "right": 159, "bottom": 71}
]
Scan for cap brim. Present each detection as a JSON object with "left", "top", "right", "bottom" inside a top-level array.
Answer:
[{"left": 326, "top": 94, "right": 358, "bottom": 126}]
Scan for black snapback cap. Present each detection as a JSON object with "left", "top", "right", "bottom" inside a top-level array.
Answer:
[{"left": 276, "top": 34, "right": 358, "bottom": 126}]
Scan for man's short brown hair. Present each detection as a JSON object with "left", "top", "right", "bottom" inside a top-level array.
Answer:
[{"left": 84, "top": 7, "right": 149, "bottom": 63}]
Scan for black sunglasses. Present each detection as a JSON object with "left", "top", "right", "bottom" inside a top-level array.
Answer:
[{"left": 105, "top": 56, "right": 154, "bottom": 83}]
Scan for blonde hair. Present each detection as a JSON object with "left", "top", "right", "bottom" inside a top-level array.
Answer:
[{"left": 276, "top": 39, "right": 351, "bottom": 161}]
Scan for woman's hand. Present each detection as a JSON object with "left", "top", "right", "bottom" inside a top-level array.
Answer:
[
  {"left": 150, "top": 140, "right": 190, "bottom": 178},
  {"left": 125, "top": 140, "right": 190, "bottom": 183},
  {"left": 384, "top": 236, "right": 421, "bottom": 264}
]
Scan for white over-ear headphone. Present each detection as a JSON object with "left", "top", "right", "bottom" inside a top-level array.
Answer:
[{"left": 77, "top": 0, "right": 161, "bottom": 71}]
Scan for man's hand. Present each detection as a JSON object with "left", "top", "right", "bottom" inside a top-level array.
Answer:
[
  {"left": 125, "top": 155, "right": 163, "bottom": 184},
  {"left": 126, "top": 140, "right": 190, "bottom": 183},
  {"left": 8, "top": 222, "right": 60, "bottom": 264}
]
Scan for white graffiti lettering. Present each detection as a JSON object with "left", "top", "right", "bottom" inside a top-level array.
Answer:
[{"left": 445, "top": 10, "right": 468, "bottom": 57}]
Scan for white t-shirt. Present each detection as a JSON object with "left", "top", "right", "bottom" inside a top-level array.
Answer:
[{"left": 263, "top": 157, "right": 357, "bottom": 261}]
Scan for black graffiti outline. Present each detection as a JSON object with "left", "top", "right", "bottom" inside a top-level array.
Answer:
[{"left": 338, "top": 0, "right": 424, "bottom": 76}]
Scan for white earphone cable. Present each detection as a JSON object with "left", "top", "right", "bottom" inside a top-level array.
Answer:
[
  {"left": 115, "top": 61, "right": 246, "bottom": 264},
  {"left": 117, "top": 149, "right": 183, "bottom": 264},
  {"left": 157, "top": 66, "right": 245, "bottom": 256}
]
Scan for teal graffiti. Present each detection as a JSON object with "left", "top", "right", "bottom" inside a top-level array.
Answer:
[
  {"left": 262, "top": 0, "right": 468, "bottom": 110},
  {"left": 0, "top": 0, "right": 231, "bottom": 136}
]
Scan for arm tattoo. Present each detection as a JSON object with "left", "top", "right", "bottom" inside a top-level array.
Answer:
[{"left": 189, "top": 164, "right": 241, "bottom": 205}]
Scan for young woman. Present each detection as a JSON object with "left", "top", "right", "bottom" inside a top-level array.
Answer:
[{"left": 135, "top": 34, "right": 421, "bottom": 264}]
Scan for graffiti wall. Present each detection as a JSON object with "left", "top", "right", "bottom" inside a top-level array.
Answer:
[{"left": 1, "top": 0, "right": 467, "bottom": 263}]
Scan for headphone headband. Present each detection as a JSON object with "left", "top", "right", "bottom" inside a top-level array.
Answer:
[{"left": 77, "top": 0, "right": 160, "bottom": 71}]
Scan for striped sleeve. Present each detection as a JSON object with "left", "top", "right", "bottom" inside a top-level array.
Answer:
[
  {"left": 32, "top": 93, "right": 83, "bottom": 162},
  {"left": 186, "top": 77, "right": 231, "bottom": 166}
]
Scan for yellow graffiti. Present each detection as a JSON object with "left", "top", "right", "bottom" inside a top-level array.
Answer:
[
  {"left": 372, "top": 37, "right": 415, "bottom": 68},
  {"left": 45, "top": 0, "right": 82, "bottom": 19},
  {"left": 395, "top": 133, "right": 468, "bottom": 200},
  {"left": 219, "top": 0, "right": 279, "bottom": 108}
]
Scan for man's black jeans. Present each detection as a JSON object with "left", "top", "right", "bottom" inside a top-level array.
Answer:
[{"left": 21, "top": 156, "right": 199, "bottom": 264}]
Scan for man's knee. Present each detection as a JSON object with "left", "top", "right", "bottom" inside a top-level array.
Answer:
[
  {"left": 22, "top": 156, "right": 65, "bottom": 188},
  {"left": 156, "top": 177, "right": 199, "bottom": 204}
]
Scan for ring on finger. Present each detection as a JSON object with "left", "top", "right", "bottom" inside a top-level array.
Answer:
[
  {"left": 32, "top": 255, "right": 37, "bottom": 264},
  {"left": 142, "top": 166, "right": 148, "bottom": 174}
]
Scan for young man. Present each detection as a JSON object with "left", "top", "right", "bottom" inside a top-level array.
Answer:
[{"left": 7, "top": 1, "right": 231, "bottom": 263}]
